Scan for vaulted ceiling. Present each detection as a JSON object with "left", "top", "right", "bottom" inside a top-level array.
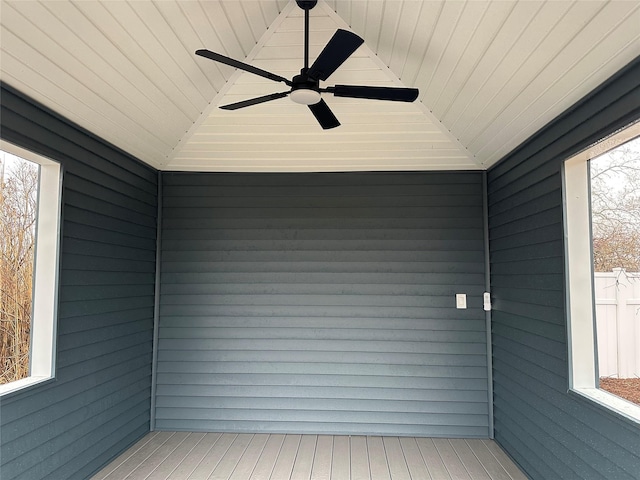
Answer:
[{"left": 1, "top": 0, "right": 639, "bottom": 172}]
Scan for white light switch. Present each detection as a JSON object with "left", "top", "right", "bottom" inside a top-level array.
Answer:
[
  {"left": 483, "top": 292, "right": 492, "bottom": 311},
  {"left": 456, "top": 294, "right": 467, "bottom": 309}
]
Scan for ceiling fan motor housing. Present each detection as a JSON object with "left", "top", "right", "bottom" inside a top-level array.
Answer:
[{"left": 296, "top": 0, "right": 318, "bottom": 11}]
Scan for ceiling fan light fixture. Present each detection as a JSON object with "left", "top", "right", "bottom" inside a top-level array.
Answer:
[{"left": 290, "top": 88, "right": 321, "bottom": 105}]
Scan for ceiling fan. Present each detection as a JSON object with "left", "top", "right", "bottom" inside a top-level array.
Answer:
[{"left": 195, "top": 0, "right": 419, "bottom": 129}]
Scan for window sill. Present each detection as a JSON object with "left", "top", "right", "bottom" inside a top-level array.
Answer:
[
  {"left": 570, "top": 387, "right": 640, "bottom": 426},
  {"left": 0, "top": 376, "right": 54, "bottom": 397}
]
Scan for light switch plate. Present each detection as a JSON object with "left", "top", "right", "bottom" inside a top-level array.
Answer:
[
  {"left": 484, "top": 292, "right": 492, "bottom": 311},
  {"left": 456, "top": 293, "right": 467, "bottom": 309}
]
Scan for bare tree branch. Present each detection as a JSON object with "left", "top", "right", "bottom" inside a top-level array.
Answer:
[
  {"left": 0, "top": 154, "right": 38, "bottom": 384},
  {"left": 591, "top": 137, "right": 640, "bottom": 271}
]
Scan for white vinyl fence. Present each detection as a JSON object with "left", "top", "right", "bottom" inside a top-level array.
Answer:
[{"left": 595, "top": 269, "right": 640, "bottom": 379}]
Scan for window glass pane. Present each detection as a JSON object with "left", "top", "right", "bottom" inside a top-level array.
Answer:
[
  {"left": 590, "top": 135, "right": 640, "bottom": 406},
  {"left": 0, "top": 151, "right": 39, "bottom": 384},
  {"left": 563, "top": 122, "right": 640, "bottom": 422}
]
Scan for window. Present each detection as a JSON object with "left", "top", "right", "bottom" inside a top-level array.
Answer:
[
  {"left": 0, "top": 141, "right": 62, "bottom": 396},
  {"left": 563, "top": 122, "right": 640, "bottom": 423}
]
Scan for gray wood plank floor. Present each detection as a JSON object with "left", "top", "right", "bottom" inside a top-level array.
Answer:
[{"left": 91, "top": 432, "right": 527, "bottom": 480}]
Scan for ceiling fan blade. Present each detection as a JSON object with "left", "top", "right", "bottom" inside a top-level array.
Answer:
[
  {"left": 329, "top": 85, "right": 419, "bottom": 102},
  {"left": 220, "top": 92, "right": 290, "bottom": 110},
  {"left": 308, "top": 99, "right": 340, "bottom": 129},
  {"left": 307, "top": 29, "right": 364, "bottom": 81},
  {"left": 196, "top": 49, "right": 291, "bottom": 85}
]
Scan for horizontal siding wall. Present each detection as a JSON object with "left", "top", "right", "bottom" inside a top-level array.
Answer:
[
  {"left": 0, "top": 84, "right": 157, "bottom": 480},
  {"left": 487, "top": 58, "right": 640, "bottom": 479},
  {"left": 155, "top": 172, "right": 489, "bottom": 437}
]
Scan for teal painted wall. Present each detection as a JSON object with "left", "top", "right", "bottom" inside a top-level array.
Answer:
[
  {"left": 0, "top": 84, "right": 158, "bottom": 480},
  {"left": 155, "top": 172, "right": 490, "bottom": 437},
  {"left": 487, "top": 58, "right": 640, "bottom": 479}
]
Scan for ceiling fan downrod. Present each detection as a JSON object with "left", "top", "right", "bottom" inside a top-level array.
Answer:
[{"left": 296, "top": 0, "right": 318, "bottom": 70}]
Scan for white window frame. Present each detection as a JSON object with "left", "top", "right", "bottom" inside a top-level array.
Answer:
[
  {"left": 562, "top": 122, "right": 640, "bottom": 424},
  {"left": 0, "top": 141, "right": 62, "bottom": 396}
]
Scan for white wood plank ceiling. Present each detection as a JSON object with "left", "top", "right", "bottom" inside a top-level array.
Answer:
[{"left": 1, "top": 0, "right": 639, "bottom": 172}]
